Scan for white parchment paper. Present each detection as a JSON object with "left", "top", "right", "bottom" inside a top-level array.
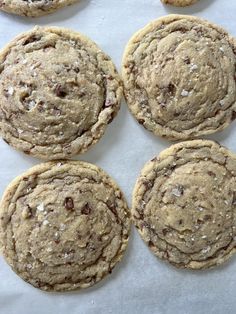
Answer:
[{"left": 1, "top": 0, "right": 236, "bottom": 313}]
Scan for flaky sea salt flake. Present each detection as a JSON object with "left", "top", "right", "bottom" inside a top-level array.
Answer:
[
  {"left": 28, "top": 100, "right": 36, "bottom": 111},
  {"left": 42, "top": 220, "right": 49, "bottom": 226},
  {"left": 171, "top": 185, "right": 184, "bottom": 197},
  {"left": 201, "top": 246, "right": 211, "bottom": 254},
  {"left": 59, "top": 223, "right": 66, "bottom": 231},
  {"left": 190, "top": 64, "right": 198, "bottom": 72},
  {"left": 181, "top": 89, "right": 189, "bottom": 97},
  {"left": 197, "top": 207, "right": 204, "bottom": 212},
  {"left": 7, "top": 87, "right": 14, "bottom": 96},
  {"left": 37, "top": 203, "right": 44, "bottom": 212}
]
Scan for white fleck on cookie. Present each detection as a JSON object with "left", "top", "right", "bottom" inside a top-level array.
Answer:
[
  {"left": 161, "top": 0, "right": 198, "bottom": 6},
  {"left": 122, "top": 15, "right": 236, "bottom": 141},
  {"left": 0, "top": 0, "right": 79, "bottom": 17},
  {"left": 132, "top": 140, "right": 236, "bottom": 269},
  {"left": 0, "top": 161, "right": 130, "bottom": 291},
  {"left": 0, "top": 26, "right": 122, "bottom": 160}
]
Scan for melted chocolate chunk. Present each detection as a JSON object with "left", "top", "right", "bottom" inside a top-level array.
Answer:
[
  {"left": 54, "top": 84, "right": 67, "bottom": 98},
  {"left": 64, "top": 197, "right": 74, "bottom": 211},
  {"left": 23, "top": 35, "right": 41, "bottom": 46},
  {"left": 81, "top": 203, "right": 91, "bottom": 215}
]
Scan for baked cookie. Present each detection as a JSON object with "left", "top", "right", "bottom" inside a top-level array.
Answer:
[
  {"left": 122, "top": 15, "right": 236, "bottom": 141},
  {"left": 132, "top": 140, "right": 236, "bottom": 269},
  {"left": 0, "top": 0, "right": 79, "bottom": 17},
  {"left": 0, "top": 26, "right": 122, "bottom": 160},
  {"left": 161, "top": 0, "right": 198, "bottom": 6},
  {"left": 0, "top": 161, "right": 130, "bottom": 291}
]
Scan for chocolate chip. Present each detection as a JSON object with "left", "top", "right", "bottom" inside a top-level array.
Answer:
[
  {"left": 162, "top": 228, "right": 169, "bottom": 236},
  {"left": 23, "top": 35, "right": 41, "bottom": 46},
  {"left": 138, "top": 118, "right": 145, "bottom": 125},
  {"left": 204, "top": 215, "right": 212, "bottom": 221},
  {"left": 143, "top": 180, "right": 153, "bottom": 189},
  {"left": 64, "top": 197, "right": 74, "bottom": 210},
  {"left": 54, "top": 84, "right": 67, "bottom": 98},
  {"left": 179, "top": 219, "right": 183, "bottom": 225},
  {"left": 208, "top": 171, "right": 215, "bottom": 177},
  {"left": 183, "top": 56, "right": 191, "bottom": 64},
  {"left": 81, "top": 203, "right": 91, "bottom": 215},
  {"left": 167, "top": 83, "right": 176, "bottom": 95},
  {"left": 231, "top": 111, "right": 236, "bottom": 121},
  {"left": 34, "top": 279, "right": 42, "bottom": 288},
  {"left": 106, "top": 200, "right": 119, "bottom": 222},
  {"left": 53, "top": 107, "right": 61, "bottom": 116},
  {"left": 43, "top": 44, "right": 55, "bottom": 50},
  {"left": 106, "top": 75, "right": 114, "bottom": 80},
  {"left": 148, "top": 240, "right": 155, "bottom": 248}
]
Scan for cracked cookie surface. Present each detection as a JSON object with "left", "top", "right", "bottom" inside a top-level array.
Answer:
[
  {"left": 161, "top": 0, "right": 198, "bottom": 6},
  {"left": 0, "top": 161, "right": 130, "bottom": 291},
  {"left": 0, "top": 0, "right": 79, "bottom": 17},
  {"left": 122, "top": 15, "right": 236, "bottom": 140},
  {"left": 0, "top": 26, "right": 122, "bottom": 160},
  {"left": 132, "top": 140, "right": 236, "bottom": 269}
]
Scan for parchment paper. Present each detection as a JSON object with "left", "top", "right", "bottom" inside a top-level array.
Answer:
[{"left": 1, "top": 0, "right": 236, "bottom": 313}]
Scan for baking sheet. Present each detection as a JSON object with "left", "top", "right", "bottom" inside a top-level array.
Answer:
[{"left": 1, "top": 0, "right": 236, "bottom": 313}]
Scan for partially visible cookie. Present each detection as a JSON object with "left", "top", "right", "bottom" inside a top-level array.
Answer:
[
  {"left": 122, "top": 15, "right": 236, "bottom": 141},
  {"left": 0, "top": 0, "right": 79, "bottom": 17},
  {"left": 0, "top": 161, "right": 130, "bottom": 291},
  {"left": 0, "top": 26, "right": 122, "bottom": 160},
  {"left": 161, "top": 0, "right": 198, "bottom": 6},
  {"left": 132, "top": 140, "right": 236, "bottom": 269}
]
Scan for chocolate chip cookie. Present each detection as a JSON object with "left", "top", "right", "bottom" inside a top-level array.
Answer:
[
  {"left": 161, "top": 0, "right": 198, "bottom": 6},
  {"left": 0, "top": 26, "right": 122, "bottom": 160},
  {"left": 122, "top": 15, "right": 236, "bottom": 140},
  {"left": 0, "top": 161, "right": 130, "bottom": 291},
  {"left": 132, "top": 140, "right": 236, "bottom": 269},
  {"left": 0, "top": 0, "right": 79, "bottom": 17}
]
